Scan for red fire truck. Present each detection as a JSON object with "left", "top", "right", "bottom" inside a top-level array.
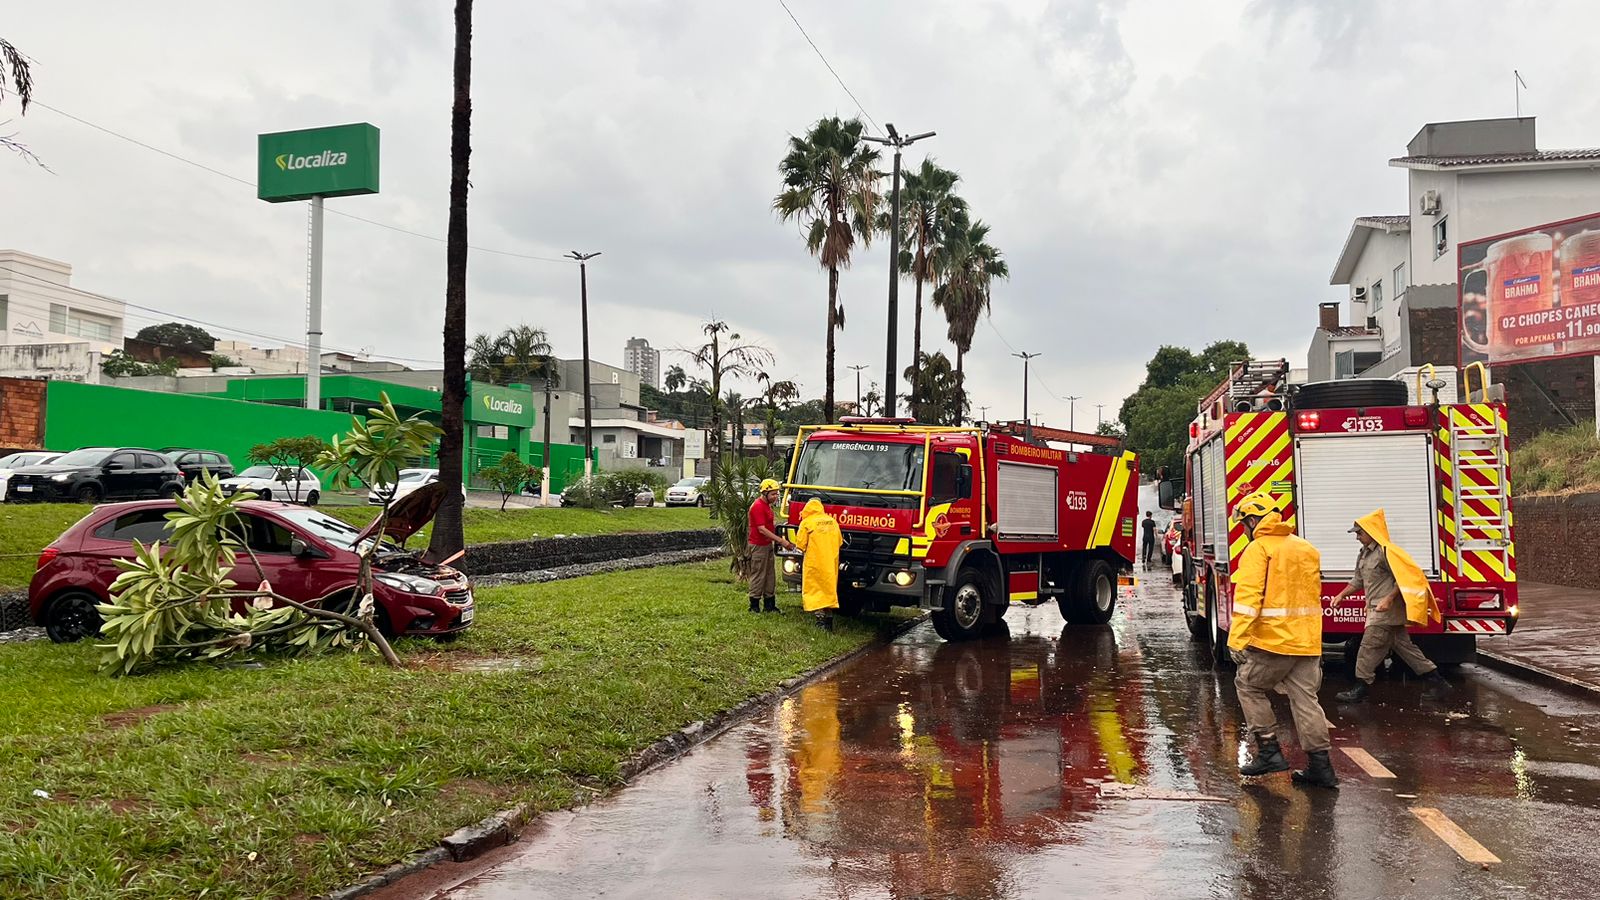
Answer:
[
  {"left": 1168, "top": 360, "right": 1518, "bottom": 666},
  {"left": 779, "top": 417, "right": 1140, "bottom": 642}
]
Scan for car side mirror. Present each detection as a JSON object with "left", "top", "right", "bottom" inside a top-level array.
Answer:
[
  {"left": 290, "top": 537, "right": 311, "bottom": 558},
  {"left": 104, "top": 461, "right": 127, "bottom": 472},
  {"left": 956, "top": 464, "right": 973, "bottom": 498},
  {"left": 1158, "top": 477, "right": 1183, "bottom": 511}
]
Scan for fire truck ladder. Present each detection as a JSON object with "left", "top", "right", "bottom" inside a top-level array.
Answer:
[
  {"left": 1226, "top": 359, "right": 1289, "bottom": 410},
  {"left": 1448, "top": 412, "right": 1512, "bottom": 575}
]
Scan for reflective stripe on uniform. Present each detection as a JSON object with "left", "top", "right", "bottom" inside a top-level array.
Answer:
[
  {"left": 1233, "top": 603, "right": 1259, "bottom": 616},
  {"left": 1234, "top": 603, "right": 1321, "bottom": 618}
]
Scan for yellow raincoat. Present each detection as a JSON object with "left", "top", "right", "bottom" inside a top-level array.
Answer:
[
  {"left": 792, "top": 498, "right": 843, "bottom": 613},
  {"left": 1356, "top": 509, "right": 1443, "bottom": 628},
  {"left": 1228, "top": 512, "right": 1324, "bottom": 656}
]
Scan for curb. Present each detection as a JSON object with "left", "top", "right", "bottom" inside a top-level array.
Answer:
[
  {"left": 320, "top": 611, "right": 930, "bottom": 899},
  {"left": 1474, "top": 648, "right": 1600, "bottom": 699}
]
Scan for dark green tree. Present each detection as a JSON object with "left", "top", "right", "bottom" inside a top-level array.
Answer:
[
  {"left": 135, "top": 322, "right": 216, "bottom": 352},
  {"left": 1117, "top": 340, "right": 1252, "bottom": 476},
  {"left": 903, "top": 352, "right": 966, "bottom": 425}
]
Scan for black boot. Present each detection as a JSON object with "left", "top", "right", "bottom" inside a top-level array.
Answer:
[
  {"left": 763, "top": 596, "right": 778, "bottom": 613},
  {"left": 1421, "top": 670, "right": 1452, "bottom": 694},
  {"left": 1335, "top": 681, "right": 1369, "bottom": 703},
  {"left": 815, "top": 613, "right": 834, "bottom": 632},
  {"left": 1239, "top": 734, "right": 1291, "bottom": 777},
  {"left": 749, "top": 597, "right": 761, "bottom": 614},
  {"left": 1292, "top": 750, "right": 1340, "bottom": 790}
]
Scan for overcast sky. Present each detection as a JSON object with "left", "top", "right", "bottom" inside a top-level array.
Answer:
[{"left": 8, "top": 0, "right": 1600, "bottom": 429}]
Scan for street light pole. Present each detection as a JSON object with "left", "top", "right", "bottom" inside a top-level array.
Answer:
[
  {"left": 863, "top": 124, "right": 935, "bottom": 418},
  {"left": 1096, "top": 403, "right": 1104, "bottom": 429},
  {"left": 566, "top": 250, "right": 601, "bottom": 481},
  {"left": 1066, "top": 395, "right": 1081, "bottom": 432},
  {"left": 1013, "top": 351, "right": 1039, "bottom": 441},
  {"left": 848, "top": 364, "right": 868, "bottom": 414}
]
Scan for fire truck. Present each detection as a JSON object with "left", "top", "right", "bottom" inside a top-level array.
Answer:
[
  {"left": 1168, "top": 359, "right": 1518, "bottom": 666},
  {"left": 778, "top": 417, "right": 1140, "bottom": 642}
]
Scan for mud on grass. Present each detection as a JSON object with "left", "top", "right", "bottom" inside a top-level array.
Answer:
[{"left": 0, "top": 560, "right": 900, "bottom": 899}]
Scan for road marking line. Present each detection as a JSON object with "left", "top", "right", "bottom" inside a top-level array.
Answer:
[
  {"left": 1411, "top": 807, "right": 1501, "bottom": 864},
  {"left": 1340, "top": 747, "right": 1396, "bottom": 778}
]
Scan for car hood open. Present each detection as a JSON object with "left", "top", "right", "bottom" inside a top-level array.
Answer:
[{"left": 356, "top": 480, "right": 448, "bottom": 543}]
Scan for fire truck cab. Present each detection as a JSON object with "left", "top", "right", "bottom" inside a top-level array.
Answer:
[
  {"left": 780, "top": 418, "right": 1140, "bottom": 642},
  {"left": 1168, "top": 360, "right": 1517, "bottom": 667}
]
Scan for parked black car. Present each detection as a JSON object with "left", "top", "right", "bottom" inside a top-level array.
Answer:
[
  {"left": 5, "top": 447, "right": 187, "bottom": 503},
  {"left": 162, "top": 448, "right": 235, "bottom": 483}
]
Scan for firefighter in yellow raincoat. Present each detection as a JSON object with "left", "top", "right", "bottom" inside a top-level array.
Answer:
[
  {"left": 1332, "top": 508, "right": 1448, "bottom": 703},
  {"left": 792, "top": 498, "right": 844, "bottom": 631}
]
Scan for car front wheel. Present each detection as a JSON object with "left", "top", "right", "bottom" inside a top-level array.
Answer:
[
  {"left": 305, "top": 490, "right": 320, "bottom": 506},
  {"left": 74, "top": 484, "right": 102, "bottom": 504},
  {"left": 45, "top": 592, "right": 103, "bottom": 643}
]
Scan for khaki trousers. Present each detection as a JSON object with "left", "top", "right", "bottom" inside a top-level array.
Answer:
[
  {"left": 1355, "top": 623, "right": 1437, "bottom": 683},
  {"left": 746, "top": 543, "right": 776, "bottom": 599},
  {"left": 1235, "top": 649, "right": 1331, "bottom": 753}
]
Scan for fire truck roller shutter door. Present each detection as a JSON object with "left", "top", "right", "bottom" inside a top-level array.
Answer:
[{"left": 1296, "top": 432, "right": 1439, "bottom": 575}]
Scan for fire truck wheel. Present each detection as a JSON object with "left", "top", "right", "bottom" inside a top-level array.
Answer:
[
  {"left": 837, "top": 588, "right": 867, "bottom": 617},
  {"left": 1060, "top": 560, "right": 1117, "bottom": 625},
  {"left": 932, "top": 569, "right": 989, "bottom": 642}
]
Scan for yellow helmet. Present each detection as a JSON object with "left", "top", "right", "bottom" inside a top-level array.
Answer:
[
  {"left": 759, "top": 478, "right": 782, "bottom": 493},
  {"left": 1232, "top": 491, "right": 1277, "bottom": 522}
]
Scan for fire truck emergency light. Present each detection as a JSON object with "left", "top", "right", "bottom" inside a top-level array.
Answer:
[{"left": 1296, "top": 411, "right": 1320, "bottom": 431}]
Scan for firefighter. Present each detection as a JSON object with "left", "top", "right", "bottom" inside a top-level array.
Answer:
[
  {"left": 1228, "top": 491, "right": 1339, "bottom": 790},
  {"left": 1332, "top": 509, "right": 1448, "bottom": 702},
  {"left": 747, "top": 479, "right": 796, "bottom": 613},
  {"left": 1141, "top": 510, "right": 1158, "bottom": 567},
  {"left": 793, "top": 498, "right": 844, "bottom": 631}
]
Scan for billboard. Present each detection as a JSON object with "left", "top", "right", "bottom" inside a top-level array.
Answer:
[
  {"left": 469, "top": 382, "right": 536, "bottom": 428},
  {"left": 257, "top": 123, "right": 381, "bottom": 202},
  {"left": 1460, "top": 210, "right": 1600, "bottom": 366}
]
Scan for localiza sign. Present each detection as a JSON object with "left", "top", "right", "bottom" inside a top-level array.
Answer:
[
  {"left": 257, "top": 123, "right": 380, "bottom": 202},
  {"left": 469, "top": 382, "right": 537, "bottom": 427}
]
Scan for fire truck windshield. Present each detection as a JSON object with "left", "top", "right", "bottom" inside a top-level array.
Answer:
[{"left": 793, "top": 440, "right": 923, "bottom": 508}]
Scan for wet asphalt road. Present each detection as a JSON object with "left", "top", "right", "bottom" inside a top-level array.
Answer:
[{"left": 413, "top": 566, "right": 1600, "bottom": 900}]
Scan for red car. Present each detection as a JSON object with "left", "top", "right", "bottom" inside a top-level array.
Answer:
[{"left": 29, "top": 484, "right": 474, "bottom": 643}]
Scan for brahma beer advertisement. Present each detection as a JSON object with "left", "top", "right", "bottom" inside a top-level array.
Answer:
[{"left": 1460, "top": 211, "right": 1600, "bottom": 366}]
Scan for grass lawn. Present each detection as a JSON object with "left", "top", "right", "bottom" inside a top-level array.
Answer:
[
  {"left": 0, "top": 560, "right": 905, "bottom": 899},
  {"left": 0, "top": 503, "right": 712, "bottom": 591}
]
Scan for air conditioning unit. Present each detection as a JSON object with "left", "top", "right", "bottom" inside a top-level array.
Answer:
[
  {"left": 1353, "top": 286, "right": 1368, "bottom": 300},
  {"left": 1366, "top": 316, "right": 1379, "bottom": 329},
  {"left": 1420, "top": 190, "right": 1442, "bottom": 215}
]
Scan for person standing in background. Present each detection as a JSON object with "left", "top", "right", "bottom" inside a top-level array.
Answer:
[{"left": 747, "top": 479, "right": 796, "bottom": 613}]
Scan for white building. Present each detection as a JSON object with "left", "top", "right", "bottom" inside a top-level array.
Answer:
[
  {"left": 623, "top": 337, "right": 661, "bottom": 390},
  {"left": 211, "top": 340, "right": 310, "bottom": 375},
  {"left": 1321, "top": 117, "right": 1600, "bottom": 379},
  {"left": 0, "top": 250, "right": 125, "bottom": 353}
]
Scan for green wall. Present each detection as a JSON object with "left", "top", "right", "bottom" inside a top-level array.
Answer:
[{"left": 44, "top": 382, "right": 358, "bottom": 476}]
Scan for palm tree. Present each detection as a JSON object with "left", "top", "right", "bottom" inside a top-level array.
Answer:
[
  {"left": 934, "top": 217, "right": 1009, "bottom": 412},
  {"left": 886, "top": 160, "right": 965, "bottom": 397},
  {"left": 756, "top": 373, "right": 800, "bottom": 466},
  {"left": 862, "top": 383, "right": 882, "bottom": 417},
  {"left": 664, "top": 364, "right": 687, "bottom": 393},
  {"left": 774, "top": 117, "right": 881, "bottom": 423},
  {"left": 428, "top": 0, "right": 473, "bottom": 562},
  {"left": 683, "top": 321, "right": 772, "bottom": 477},
  {"left": 468, "top": 325, "right": 558, "bottom": 385}
]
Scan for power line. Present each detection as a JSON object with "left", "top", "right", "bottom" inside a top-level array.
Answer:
[
  {"left": 31, "top": 100, "right": 574, "bottom": 264},
  {"left": 0, "top": 264, "right": 445, "bottom": 366},
  {"left": 774, "top": 0, "right": 882, "bottom": 135}
]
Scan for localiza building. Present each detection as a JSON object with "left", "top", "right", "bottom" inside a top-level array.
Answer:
[{"left": 1312, "top": 117, "right": 1600, "bottom": 438}]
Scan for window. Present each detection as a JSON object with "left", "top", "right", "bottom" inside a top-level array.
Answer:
[
  {"left": 1370, "top": 279, "right": 1384, "bottom": 314},
  {"left": 66, "top": 313, "right": 115, "bottom": 341},
  {"left": 1393, "top": 262, "right": 1407, "bottom": 297},
  {"left": 228, "top": 514, "right": 297, "bottom": 554},
  {"left": 0, "top": 295, "right": 7, "bottom": 333},
  {"left": 136, "top": 453, "right": 165, "bottom": 470},
  {"left": 95, "top": 509, "right": 175, "bottom": 543},
  {"left": 49, "top": 303, "right": 67, "bottom": 334},
  {"left": 1433, "top": 217, "right": 1449, "bottom": 259},
  {"left": 602, "top": 434, "right": 617, "bottom": 444},
  {"left": 107, "top": 452, "right": 137, "bottom": 470},
  {"left": 929, "top": 452, "right": 968, "bottom": 504}
]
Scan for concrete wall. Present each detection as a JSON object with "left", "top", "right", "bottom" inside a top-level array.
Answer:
[
  {"left": 1511, "top": 492, "right": 1600, "bottom": 587},
  {"left": 0, "top": 342, "right": 102, "bottom": 383}
]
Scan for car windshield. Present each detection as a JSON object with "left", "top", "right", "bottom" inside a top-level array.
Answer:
[
  {"left": 51, "top": 448, "right": 113, "bottom": 467},
  {"left": 792, "top": 439, "right": 923, "bottom": 509},
  {"left": 0, "top": 452, "right": 53, "bottom": 467},
  {"left": 397, "top": 470, "right": 432, "bottom": 483},
  {"left": 273, "top": 508, "right": 374, "bottom": 551},
  {"left": 673, "top": 478, "right": 705, "bottom": 488},
  {"left": 238, "top": 465, "right": 287, "bottom": 479}
]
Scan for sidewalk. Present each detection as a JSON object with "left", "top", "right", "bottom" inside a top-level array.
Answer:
[{"left": 1476, "top": 581, "right": 1600, "bottom": 695}]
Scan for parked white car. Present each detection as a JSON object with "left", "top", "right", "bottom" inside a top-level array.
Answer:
[
  {"left": 0, "top": 451, "right": 61, "bottom": 501},
  {"left": 368, "top": 468, "right": 466, "bottom": 506},
  {"left": 665, "top": 476, "right": 710, "bottom": 507},
  {"left": 219, "top": 465, "right": 322, "bottom": 505}
]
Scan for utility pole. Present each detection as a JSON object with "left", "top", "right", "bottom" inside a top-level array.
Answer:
[
  {"left": 978, "top": 405, "right": 990, "bottom": 422},
  {"left": 1066, "top": 395, "right": 1081, "bottom": 432},
  {"left": 848, "top": 364, "right": 868, "bottom": 415},
  {"left": 540, "top": 364, "right": 554, "bottom": 506},
  {"left": 565, "top": 250, "right": 601, "bottom": 480},
  {"left": 1096, "top": 403, "right": 1104, "bottom": 429},
  {"left": 863, "top": 123, "right": 935, "bottom": 418},
  {"left": 1013, "top": 351, "right": 1039, "bottom": 441}
]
